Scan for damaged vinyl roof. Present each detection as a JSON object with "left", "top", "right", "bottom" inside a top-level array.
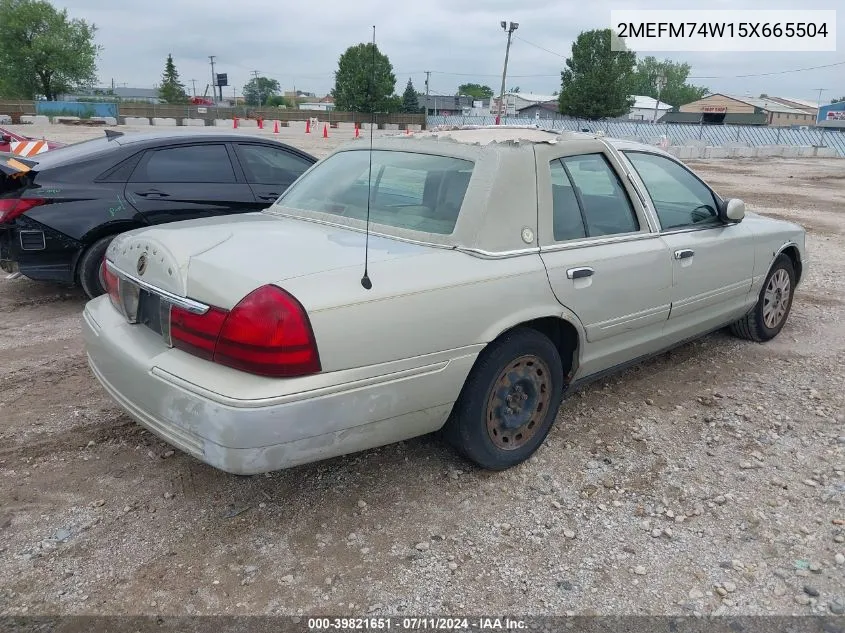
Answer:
[{"left": 410, "top": 126, "right": 598, "bottom": 146}]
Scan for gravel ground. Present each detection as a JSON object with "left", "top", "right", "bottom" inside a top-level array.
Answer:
[{"left": 0, "top": 125, "right": 843, "bottom": 617}]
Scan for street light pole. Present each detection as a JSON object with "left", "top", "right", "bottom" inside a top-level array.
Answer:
[{"left": 497, "top": 21, "right": 519, "bottom": 125}]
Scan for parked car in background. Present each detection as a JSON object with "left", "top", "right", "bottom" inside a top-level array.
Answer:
[
  {"left": 0, "top": 130, "right": 317, "bottom": 297},
  {"left": 0, "top": 126, "right": 65, "bottom": 155},
  {"left": 83, "top": 127, "right": 806, "bottom": 475}
]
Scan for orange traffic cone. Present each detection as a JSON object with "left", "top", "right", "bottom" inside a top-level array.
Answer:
[
  {"left": 305, "top": 119, "right": 311, "bottom": 134},
  {"left": 322, "top": 124, "right": 328, "bottom": 138},
  {"left": 405, "top": 127, "right": 411, "bottom": 135},
  {"left": 233, "top": 116, "right": 239, "bottom": 129},
  {"left": 354, "top": 124, "right": 360, "bottom": 139},
  {"left": 258, "top": 118, "right": 264, "bottom": 129},
  {"left": 273, "top": 120, "right": 280, "bottom": 134}
]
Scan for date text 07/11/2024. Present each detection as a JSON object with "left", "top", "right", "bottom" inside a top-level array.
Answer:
[{"left": 307, "top": 617, "right": 527, "bottom": 630}]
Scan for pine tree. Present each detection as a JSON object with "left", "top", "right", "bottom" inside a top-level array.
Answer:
[
  {"left": 158, "top": 54, "right": 188, "bottom": 104},
  {"left": 401, "top": 78, "right": 419, "bottom": 113}
]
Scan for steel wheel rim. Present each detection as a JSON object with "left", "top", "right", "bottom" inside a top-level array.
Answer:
[
  {"left": 763, "top": 268, "right": 791, "bottom": 329},
  {"left": 485, "top": 355, "right": 551, "bottom": 451}
]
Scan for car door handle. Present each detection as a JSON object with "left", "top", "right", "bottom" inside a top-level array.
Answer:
[
  {"left": 674, "top": 249, "right": 695, "bottom": 260},
  {"left": 258, "top": 193, "right": 280, "bottom": 201},
  {"left": 133, "top": 189, "right": 170, "bottom": 198},
  {"left": 566, "top": 267, "right": 594, "bottom": 280}
]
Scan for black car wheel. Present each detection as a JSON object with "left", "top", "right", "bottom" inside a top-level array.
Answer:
[
  {"left": 730, "top": 254, "right": 796, "bottom": 342},
  {"left": 78, "top": 235, "right": 117, "bottom": 299},
  {"left": 442, "top": 327, "right": 565, "bottom": 470}
]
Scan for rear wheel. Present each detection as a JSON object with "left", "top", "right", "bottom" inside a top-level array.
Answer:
[
  {"left": 78, "top": 235, "right": 117, "bottom": 299},
  {"left": 442, "top": 327, "right": 565, "bottom": 470},
  {"left": 730, "top": 254, "right": 796, "bottom": 342}
]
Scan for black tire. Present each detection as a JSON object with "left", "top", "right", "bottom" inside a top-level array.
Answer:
[
  {"left": 78, "top": 235, "right": 117, "bottom": 299},
  {"left": 730, "top": 254, "right": 796, "bottom": 342},
  {"left": 442, "top": 327, "right": 565, "bottom": 470}
]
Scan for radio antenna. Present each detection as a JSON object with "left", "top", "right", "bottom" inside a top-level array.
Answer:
[{"left": 360, "top": 25, "right": 377, "bottom": 291}]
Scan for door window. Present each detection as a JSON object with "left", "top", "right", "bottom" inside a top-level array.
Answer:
[
  {"left": 133, "top": 144, "right": 236, "bottom": 183},
  {"left": 549, "top": 160, "right": 586, "bottom": 241},
  {"left": 624, "top": 151, "right": 719, "bottom": 230},
  {"left": 235, "top": 144, "right": 313, "bottom": 184},
  {"left": 559, "top": 154, "right": 639, "bottom": 237}
]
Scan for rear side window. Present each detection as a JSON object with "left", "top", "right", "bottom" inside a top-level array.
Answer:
[
  {"left": 550, "top": 160, "right": 587, "bottom": 241},
  {"left": 132, "top": 144, "right": 236, "bottom": 183},
  {"left": 560, "top": 154, "right": 639, "bottom": 237},
  {"left": 276, "top": 150, "right": 473, "bottom": 235}
]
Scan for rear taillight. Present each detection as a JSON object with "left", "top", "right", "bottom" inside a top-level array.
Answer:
[
  {"left": 169, "top": 285, "right": 321, "bottom": 378},
  {"left": 0, "top": 198, "right": 45, "bottom": 223},
  {"left": 101, "top": 259, "right": 121, "bottom": 310}
]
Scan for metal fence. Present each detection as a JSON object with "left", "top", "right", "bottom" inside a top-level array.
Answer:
[{"left": 427, "top": 115, "right": 845, "bottom": 157}]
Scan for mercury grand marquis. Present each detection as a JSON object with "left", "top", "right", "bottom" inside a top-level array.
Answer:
[{"left": 82, "top": 127, "right": 807, "bottom": 474}]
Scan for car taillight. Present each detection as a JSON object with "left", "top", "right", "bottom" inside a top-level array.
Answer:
[
  {"left": 0, "top": 198, "right": 45, "bottom": 223},
  {"left": 101, "top": 259, "right": 122, "bottom": 310},
  {"left": 169, "top": 285, "right": 321, "bottom": 378}
]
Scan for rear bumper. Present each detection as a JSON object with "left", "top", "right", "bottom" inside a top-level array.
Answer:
[
  {"left": 83, "top": 295, "right": 475, "bottom": 474},
  {"left": 0, "top": 220, "right": 77, "bottom": 283}
]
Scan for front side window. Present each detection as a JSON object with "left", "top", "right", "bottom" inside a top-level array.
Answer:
[
  {"left": 275, "top": 150, "right": 473, "bottom": 235},
  {"left": 559, "top": 153, "right": 639, "bottom": 237},
  {"left": 624, "top": 151, "right": 719, "bottom": 230},
  {"left": 235, "top": 144, "right": 313, "bottom": 184}
]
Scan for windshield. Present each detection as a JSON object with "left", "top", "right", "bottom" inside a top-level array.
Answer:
[{"left": 275, "top": 150, "right": 474, "bottom": 235}]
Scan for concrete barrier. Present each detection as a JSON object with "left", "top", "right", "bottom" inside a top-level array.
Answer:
[
  {"left": 816, "top": 147, "right": 838, "bottom": 158},
  {"left": 406, "top": 124, "right": 422, "bottom": 131},
  {"left": 152, "top": 117, "right": 178, "bottom": 126},
  {"left": 731, "top": 146, "right": 754, "bottom": 158},
  {"left": 703, "top": 146, "right": 728, "bottom": 159},
  {"left": 235, "top": 118, "right": 258, "bottom": 128},
  {"left": 755, "top": 145, "right": 784, "bottom": 157},
  {"left": 798, "top": 146, "right": 815, "bottom": 157},
  {"left": 53, "top": 116, "right": 80, "bottom": 124},
  {"left": 182, "top": 118, "right": 206, "bottom": 126},
  {"left": 382, "top": 123, "right": 400, "bottom": 130},
  {"left": 124, "top": 117, "right": 150, "bottom": 126},
  {"left": 782, "top": 145, "right": 800, "bottom": 158},
  {"left": 214, "top": 119, "right": 234, "bottom": 127}
]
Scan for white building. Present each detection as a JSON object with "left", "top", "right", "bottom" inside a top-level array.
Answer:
[
  {"left": 628, "top": 95, "right": 672, "bottom": 122},
  {"left": 298, "top": 102, "right": 335, "bottom": 112}
]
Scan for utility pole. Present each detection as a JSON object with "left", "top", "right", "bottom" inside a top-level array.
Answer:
[
  {"left": 189, "top": 79, "right": 197, "bottom": 97},
  {"left": 252, "top": 70, "right": 260, "bottom": 106},
  {"left": 208, "top": 56, "right": 217, "bottom": 104},
  {"left": 814, "top": 88, "right": 826, "bottom": 119},
  {"left": 652, "top": 72, "right": 667, "bottom": 123},
  {"left": 424, "top": 70, "right": 431, "bottom": 116},
  {"left": 497, "top": 21, "right": 519, "bottom": 125}
]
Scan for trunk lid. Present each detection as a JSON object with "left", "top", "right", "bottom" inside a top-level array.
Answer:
[{"left": 107, "top": 212, "right": 434, "bottom": 309}]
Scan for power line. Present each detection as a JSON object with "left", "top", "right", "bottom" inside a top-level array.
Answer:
[
  {"left": 688, "top": 60, "right": 845, "bottom": 79},
  {"left": 514, "top": 35, "right": 565, "bottom": 58}
]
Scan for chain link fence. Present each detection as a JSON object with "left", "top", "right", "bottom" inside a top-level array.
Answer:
[{"left": 427, "top": 115, "right": 845, "bottom": 157}]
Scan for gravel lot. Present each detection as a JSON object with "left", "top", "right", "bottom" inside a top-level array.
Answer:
[{"left": 1, "top": 124, "right": 843, "bottom": 617}]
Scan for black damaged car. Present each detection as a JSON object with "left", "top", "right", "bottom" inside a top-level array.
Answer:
[{"left": 0, "top": 130, "right": 317, "bottom": 297}]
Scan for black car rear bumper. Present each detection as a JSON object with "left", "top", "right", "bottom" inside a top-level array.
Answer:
[{"left": 0, "top": 218, "right": 80, "bottom": 283}]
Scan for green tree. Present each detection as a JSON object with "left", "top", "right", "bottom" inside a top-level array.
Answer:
[
  {"left": 331, "top": 42, "right": 396, "bottom": 112},
  {"left": 243, "top": 76, "right": 281, "bottom": 106},
  {"left": 629, "top": 56, "right": 708, "bottom": 107},
  {"left": 558, "top": 29, "right": 636, "bottom": 120},
  {"left": 456, "top": 83, "right": 493, "bottom": 99},
  {"left": 831, "top": 97, "right": 845, "bottom": 104},
  {"left": 0, "top": 0, "right": 99, "bottom": 100},
  {"left": 158, "top": 54, "right": 188, "bottom": 104},
  {"left": 401, "top": 78, "right": 419, "bottom": 113},
  {"left": 508, "top": 86, "right": 521, "bottom": 93},
  {"left": 265, "top": 94, "right": 292, "bottom": 108}
]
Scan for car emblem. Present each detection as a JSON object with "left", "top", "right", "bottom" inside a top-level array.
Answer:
[{"left": 136, "top": 253, "right": 147, "bottom": 276}]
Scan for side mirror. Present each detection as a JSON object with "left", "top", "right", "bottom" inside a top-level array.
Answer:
[
  {"left": 725, "top": 198, "right": 746, "bottom": 222},
  {"left": 1, "top": 134, "right": 11, "bottom": 143}
]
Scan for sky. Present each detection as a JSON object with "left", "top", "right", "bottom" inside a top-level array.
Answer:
[{"left": 58, "top": 0, "right": 844, "bottom": 104}]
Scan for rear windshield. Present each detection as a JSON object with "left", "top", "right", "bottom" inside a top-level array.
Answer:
[{"left": 275, "top": 150, "right": 474, "bottom": 235}]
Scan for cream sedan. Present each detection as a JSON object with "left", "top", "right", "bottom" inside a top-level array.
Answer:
[{"left": 83, "top": 127, "right": 806, "bottom": 474}]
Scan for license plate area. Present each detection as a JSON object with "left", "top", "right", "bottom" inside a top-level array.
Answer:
[{"left": 121, "top": 280, "right": 172, "bottom": 345}]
